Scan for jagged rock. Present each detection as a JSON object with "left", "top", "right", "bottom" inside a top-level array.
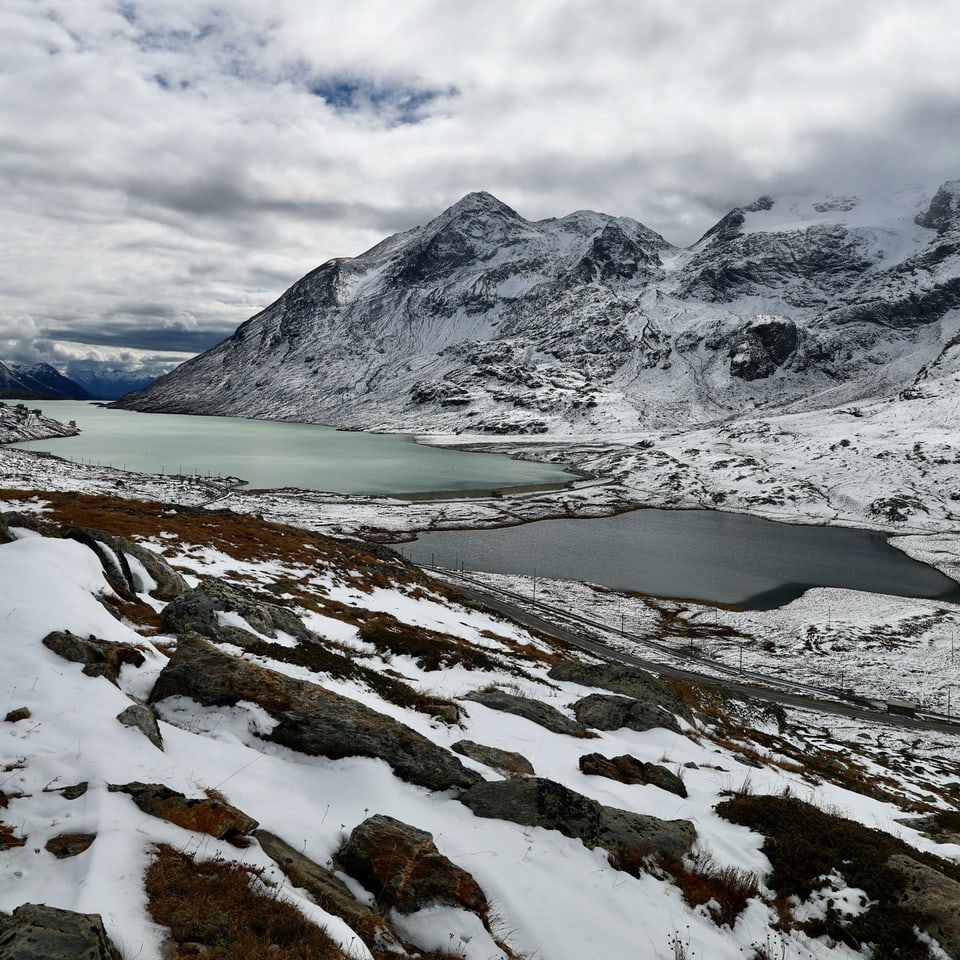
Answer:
[
  {"left": 452, "top": 740, "right": 535, "bottom": 777},
  {"left": 459, "top": 777, "right": 695, "bottom": 863},
  {"left": 108, "top": 782, "right": 258, "bottom": 844},
  {"left": 44, "top": 832, "right": 96, "bottom": 859},
  {"left": 116, "top": 703, "right": 164, "bottom": 750},
  {"left": 42, "top": 630, "right": 145, "bottom": 685},
  {"left": 149, "top": 634, "right": 479, "bottom": 792},
  {"left": 548, "top": 661, "right": 689, "bottom": 717},
  {"left": 256, "top": 830, "right": 409, "bottom": 956},
  {"left": 99, "top": 533, "right": 188, "bottom": 600},
  {"left": 48, "top": 782, "right": 89, "bottom": 801},
  {"left": 0, "top": 903, "right": 121, "bottom": 960},
  {"left": 888, "top": 853, "right": 960, "bottom": 958},
  {"left": 579, "top": 753, "right": 687, "bottom": 797},
  {"left": 572, "top": 693, "right": 680, "bottom": 734},
  {"left": 4, "top": 707, "right": 30, "bottom": 723},
  {"left": 335, "top": 814, "right": 488, "bottom": 916},
  {"left": 160, "top": 579, "right": 313, "bottom": 645},
  {"left": 463, "top": 688, "right": 587, "bottom": 735}
]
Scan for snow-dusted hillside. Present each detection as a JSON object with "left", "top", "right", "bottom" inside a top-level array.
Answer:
[
  {"left": 118, "top": 182, "right": 960, "bottom": 435},
  {"left": 4, "top": 495, "right": 960, "bottom": 960}
]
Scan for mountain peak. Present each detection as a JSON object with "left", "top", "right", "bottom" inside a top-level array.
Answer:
[{"left": 440, "top": 191, "right": 523, "bottom": 223}]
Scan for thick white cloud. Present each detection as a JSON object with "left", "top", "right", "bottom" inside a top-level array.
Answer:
[{"left": 1, "top": 0, "right": 957, "bottom": 368}]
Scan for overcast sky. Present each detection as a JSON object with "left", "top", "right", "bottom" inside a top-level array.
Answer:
[{"left": 2, "top": 0, "right": 958, "bottom": 379}]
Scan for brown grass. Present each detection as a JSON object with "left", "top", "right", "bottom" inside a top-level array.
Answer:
[
  {"left": 145, "top": 844, "right": 346, "bottom": 960},
  {"left": 662, "top": 854, "right": 760, "bottom": 928},
  {"left": 0, "top": 824, "right": 26, "bottom": 851}
]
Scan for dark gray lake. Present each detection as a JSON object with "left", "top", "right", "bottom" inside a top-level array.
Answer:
[
  {"left": 9, "top": 401, "right": 574, "bottom": 494},
  {"left": 405, "top": 509, "right": 960, "bottom": 610}
]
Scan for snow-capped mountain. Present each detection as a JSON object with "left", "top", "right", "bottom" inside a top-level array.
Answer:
[
  {"left": 117, "top": 182, "right": 960, "bottom": 434},
  {"left": 0, "top": 361, "right": 91, "bottom": 400}
]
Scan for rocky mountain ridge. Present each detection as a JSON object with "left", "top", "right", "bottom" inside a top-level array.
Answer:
[
  {"left": 0, "top": 360, "right": 91, "bottom": 400},
  {"left": 117, "top": 181, "right": 960, "bottom": 434}
]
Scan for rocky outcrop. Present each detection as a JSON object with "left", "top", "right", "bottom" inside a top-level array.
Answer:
[
  {"left": 579, "top": 753, "right": 687, "bottom": 797},
  {"left": 257, "top": 830, "right": 410, "bottom": 956},
  {"left": 160, "top": 579, "right": 313, "bottom": 644},
  {"left": 452, "top": 740, "right": 535, "bottom": 777},
  {"left": 549, "top": 661, "right": 689, "bottom": 721},
  {"left": 44, "top": 832, "right": 96, "bottom": 859},
  {"left": 107, "top": 782, "right": 258, "bottom": 844},
  {"left": 0, "top": 903, "right": 121, "bottom": 960},
  {"left": 459, "top": 777, "right": 695, "bottom": 864},
  {"left": 42, "top": 630, "right": 145, "bottom": 685},
  {"left": 335, "top": 815, "right": 489, "bottom": 915},
  {"left": 463, "top": 687, "right": 587, "bottom": 735},
  {"left": 572, "top": 692, "right": 681, "bottom": 734},
  {"left": 149, "top": 634, "right": 479, "bottom": 792},
  {"left": 116, "top": 703, "right": 164, "bottom": 750},
  {"left": 888, "top": 853, "right": 960, "bottom": 958}
]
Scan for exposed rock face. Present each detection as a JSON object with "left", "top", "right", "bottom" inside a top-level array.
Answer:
[
  {"left": 149, "top": 634, "right": 480, "bottom": 792},
  {"left": 44, "top": 832, "right": 96, "bottom": 859},
  {"left": 116, "top": 182, "right": 960, "bottom": 435},
  {"left": 42, "top": 631, "right": 145, "bottom": 685},
  {"left": 572, "top": 692, "right": 681, "bottom": 734},
  {"left": 0, "top": 903, "right": 121, "bottom": 960},
  {"left": 459, "top": 777, "right": 695, "bottom": 863},
  {"left": 463, "top": 687, "right": 587, "bottom": 735},
  {"left": 116, "top": 703, "right": 164, "bottom": 750},
  {"left": 107, "top": 782, "right": 258, "bottom": 843},
  {"left": 579, "top": 753, "right": 687, "bottom": 797},
  {"left": 548, "top": 661, "right": 690, "bottom": 721},
  {"left": 335, "top": 815, "right": 489, "bottom": 915},
  {"left": 256, "top": 830, "right": 409, "bottom": 956},
  {"left": 452, "top": 739, "right": 535, "bottom": 777},
  {"left": 160, "top": 579, "right": 313, "bottom": 644},
  {"left": 888, "top": 853, "right": 960, "bottom": 958}
]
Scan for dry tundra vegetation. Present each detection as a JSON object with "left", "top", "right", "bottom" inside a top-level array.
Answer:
[{"left": 3, "top": 487, "right": 960, "bottom": 958}]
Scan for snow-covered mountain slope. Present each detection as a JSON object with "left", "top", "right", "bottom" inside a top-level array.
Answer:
[
  {"left": 4, "top": 495, "right": 960, "bottom": 960},
  {"left": 117, "top": 182, "right": 960, "bottom": 434},
  {"left": 0, "top": 361, "right": 90, "bottom": 400}
]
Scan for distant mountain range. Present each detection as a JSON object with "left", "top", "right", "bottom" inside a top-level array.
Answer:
[
  {"left": 0, "top": 362, "right": 159, "bottom": 401},
  {"left": 116, "top": 181, "right": 960, "bottom": 434},
  {"left": 0, "top": 361, "right": 91, "bottom": 400}
]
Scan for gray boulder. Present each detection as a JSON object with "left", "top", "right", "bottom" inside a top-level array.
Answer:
[
  {"left": 150, "top": 634, "right": 479, "bottom": 792},
  {"left": 452, "top": 740, "right": 535, "bottom": 777},
  {"left": 0, "top": 903, "right": 120, "bottom": 960},
  {"left": 116, "top": 703, "right": 163, "bottom": 750},
  {"left": 548, "top": 661, "right": 690, "bottom": 721},
  {"left": 160, "top": 579, "right": 313, "bottom": 645},
  {"left": 463, "top": 688, "right": 587, "bottom": 735},
  {"left": 572, "top": 692, "right": 680, "bottom": 734},
  {"left": 460, "top": 777, "right": 695, "bottom": 864},
  {"left": 888, "top": 854, "right": 960, "bottom": 958}
]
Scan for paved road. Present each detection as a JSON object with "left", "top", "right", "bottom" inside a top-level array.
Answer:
[{"left": 447, "top": 573, "right": 960, "bottom": 736}]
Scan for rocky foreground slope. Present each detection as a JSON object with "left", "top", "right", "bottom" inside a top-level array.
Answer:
[
  {"left": 118, "top": 181, "right": 960, "bottom": 434},
  {"left": 3, "top": 493, "right": 960, "bottom": 959}
]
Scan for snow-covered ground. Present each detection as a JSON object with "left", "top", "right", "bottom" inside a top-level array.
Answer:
[{"left": 2, "top": 501, "right": 960, "bottom": 960}]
